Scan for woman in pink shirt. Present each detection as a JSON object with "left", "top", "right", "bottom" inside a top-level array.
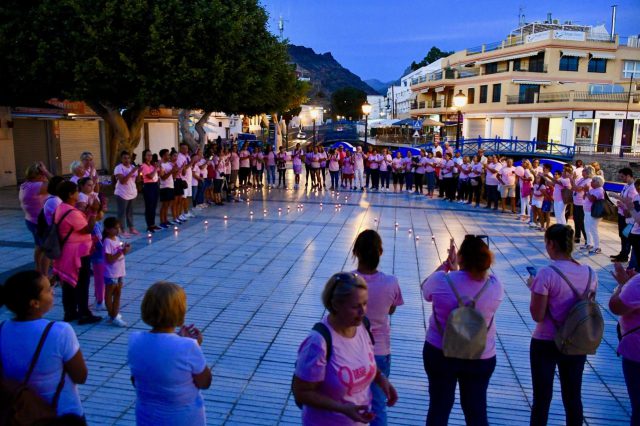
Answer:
[
  {"left": 391, "top": 152, "right": 404, "bottom": 193},
  {"left": 368, "top": 149, "right": 380, "bottom": 191},
  {"left": 229, "top": 146, "right": 240, "bottom": 190},
  {"left": 527, "top": 224, "right": 598, "bottom": 426},
  {"left": 414, "top": 150, "right": 426, "bottom": 195},
  {"left": 352, "top": 231, "right": 403, "bottom": 425},
  {"left": 19, "top": 162, "right": 53, "bottom": 275},
  {"left": 328, "top": 148, "right": 341, "bottom": 191},
  {"left": 421, "top": 236, "right": 503, "bottom": 425},
  {"left": 469, "top": 156, "right": 483, "bottom": 207},
  {"left": 550, "top": 166, "right": 573, "bottom": 225},
  {"left": 53, "top": 181, "right": 102, "bottom": 325},
  {"left": 379, "top": 149, "right": 392, "bottom": 192},
  {"left": 441, "top": 153, "right": 455, "bottom": 201},
  {"left": 610, "top": 262, "right": 640, "bottom": 424},
  {"left": 583, "top": 175, "right": 605, "bottom": 254},
  {"left": 140, "top": 150, "right": 161, "bottom": 233},
  {"left": 570, "top": 166, "right": 593, "bottom": 246},
  {"left": 293, "top": 272, "right": 398, "bottom": 425},
  {"left": 342, "top": 150, "right": 355, "bottom": 190},
  {"left": 292, "top": 143, "right": 304, "bottom": 189}
]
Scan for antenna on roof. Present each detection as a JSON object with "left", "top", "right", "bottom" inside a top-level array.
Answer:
[
  {"left": 518, "top": 6, "right": 526, "bottom": 26},
  {"left": 278, "top": 15, "right": 289, "bottom": 41}
]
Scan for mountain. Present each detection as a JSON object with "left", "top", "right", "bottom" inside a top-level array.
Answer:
[
  {"left": 287, "top": 44, "right": 378, "bottom": 106},
  {"left": 365, "top": 78, "right": 401, "bottom": 95}
]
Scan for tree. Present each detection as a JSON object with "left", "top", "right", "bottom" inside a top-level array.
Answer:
[
  {"left": 410, "top": 46, "right": 455, "bottom": 70},
  {"left": 331, "top": 87, "right": 367, "bottom": 121},
  {"left": 0, "top": 0, "right": 301, "bottom": 166}
]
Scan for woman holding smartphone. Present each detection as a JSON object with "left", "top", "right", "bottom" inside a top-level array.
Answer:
[{"left": 292, "top": 272, "right": 398, "bottom": 425}]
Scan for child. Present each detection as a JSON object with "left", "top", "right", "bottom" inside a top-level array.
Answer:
[
  {"left": 539, "top": 176, "right": 554, "bottom": 231},
  {"left": 530, "top": 174, "right": 545, "bottom": 231},
  {"left": 103, "top": 217, "right": 131, "bottom": 327},
  {"left": 342, "top": 150, "right": 355, "bottom": 190}
]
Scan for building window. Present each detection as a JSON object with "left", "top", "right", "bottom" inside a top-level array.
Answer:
[
  {"left": 479, "top": 85, "right": 488, "bottom": 103},
  {"left": 468, "top": 88, "right": 475, "bottom": 104},
  {"left": 518, "top": 84, "right": 539, "bottom": 103},
  {"left": 623, "top": 60, "right": 640, "bottom": 78},
  {"left": 492, "top": 84, "right": 501, "bottom": 102},
  {"left": 559, "top": 56, "right": 579, "bottom": 71},
  {"left": 528, "top": 52, "right": 545, "bottom": 72},
  {"left": 485, "top": 63, "right": 498, "bottom": 74},
  {"left": 588, "top": 58, "right": 607, "bottom": 73},
  {"left": 513, "top": 58, "right": 522, "bottom": 71},
  {"left": 589, "top": 84, "right": 624, "bottom": 94}
]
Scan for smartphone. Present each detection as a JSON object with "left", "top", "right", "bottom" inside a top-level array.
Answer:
[{"left": 526, "top": 266, "right": 537, "bottom": 277}]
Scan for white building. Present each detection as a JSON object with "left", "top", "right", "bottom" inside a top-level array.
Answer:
[
  {"left": 387, "top": 59, "right": 444, "bottom": 119},
  {"left": 366, "top": 95, "right": 386, "bottom": 120}
]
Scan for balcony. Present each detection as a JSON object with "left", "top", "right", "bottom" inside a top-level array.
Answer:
[
  {"left": 506, "top": 90, "right": 636, "bottom": 105},
  {"left": 410, "top": 100, "right": 446, "bottom": 111}
]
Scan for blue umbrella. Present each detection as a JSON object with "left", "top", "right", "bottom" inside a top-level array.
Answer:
[{"left": 331, "top": 141, "right": 355, "bottom": 152}]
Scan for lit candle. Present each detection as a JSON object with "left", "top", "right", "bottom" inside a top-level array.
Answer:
[
  {"left": 204, "top": 220, "right": 209, "bottom": 225},
  {"left": 416, "top": 236, "right": 420, "bottom": 240},
  {"left": 408, "top": 229, "right": 412, "bottom": 234},
  {"left": 223, "top": 215, "right": 228, "bottom": 220},
  {"left": 147, "top": 232, "right": 152, "bottom": 238},
  {"left": 173, "top": 226, "right": 178, "bottom": 231}
]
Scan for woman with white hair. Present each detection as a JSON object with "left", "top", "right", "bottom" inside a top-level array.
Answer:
[
  {"left": 570, "top": 165, "right": 594, "bottom": 246},
  {"left": 80, "top": 151, "right": 99, "bottom": 191},
  {"left": 69, "top": 161, "right": 85, "bottom": 184},
  {"left": 583, "top": 175, "right": 605, "bottom": 254}
]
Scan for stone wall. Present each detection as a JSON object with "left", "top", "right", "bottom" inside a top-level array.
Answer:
[{"left": 574, "top": 154, "right": 640, "bottom": 182}]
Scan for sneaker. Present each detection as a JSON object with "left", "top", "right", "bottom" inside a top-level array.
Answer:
[
  {"left": 179, "top": 214, "right": 187, "bottom": 221},
  {"left": 186, "top": 212, "right": 195, "bottom": 218},
  {"left": 151, "top": 225, "right": 162, "bottom": 231},
  {"left": 579, "top": 244, "right": 590, "bottom": 250},
  {"left": 159, "top": 223, "right": 170, "bottom": 229},
  {"left": 111, "top": 316, "right": 127, "bottom": 327},
  {"left": 95, "top": 302, "right": 105, "bottom": 312},
  {"left": 589, "top": 248, "right": 602, "bottom": 255}
]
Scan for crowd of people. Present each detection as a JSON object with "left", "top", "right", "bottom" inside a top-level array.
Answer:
[{"left": 3, "top": 140, "right": 640, "bottom": 425}]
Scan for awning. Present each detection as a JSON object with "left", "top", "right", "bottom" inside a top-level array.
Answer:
[
  {"left": 561, "top": 50, "right": 588, "bottom": 58},
  {"left": 420, "top": 88, "right": 430, "bottom": 94},
  {"left": 512, "top": 79, "right": 552, "bottom": 86},
  {"left": 476, "top": 50, "right": 541, "bottom": 65},
  {"left": 590, "top": 51, "right": 615, "bottom": 60},
  {"left": 422, "top": 118, "right": 444, "bottom": 127}
]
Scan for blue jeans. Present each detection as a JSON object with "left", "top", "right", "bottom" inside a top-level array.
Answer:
[
  {"left": 267, "top": 165, "right": 276, "bottom": 185},
  {"left": 405, "top": 172, "right": 414, "bottom": 191},
  {"left": 623, "top": 357, "right": 640, "bottom": 425},
  {"left": 330, "top": 170, "right": 339, "bottom": 188},
  {"left": 371, "top": 354, "right": 391, "bottom": 426},
  {"left": 425, "top": 171, "right": 436, "bottom": 192}
]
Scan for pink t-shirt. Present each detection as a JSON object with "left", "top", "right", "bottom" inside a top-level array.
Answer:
[
  {"left": 368, "top": 154, "right": 379, "bottom": 170},
  {"left": 140, "top": 163, "right": 158, "bottom": 184},
  {"left": 342, "top": 157, "right": 354, "bottom": 174},
  {"left": 353, "top": 271, "right": 404, "bottom": 356},
  {"left": 499, "top": 166, "right": 517, "bottom": 186},
  {"left": 391, "top": 158, "right": 403, "bottom": 173},
  {"left": 529, "top": 260, "right": 598, "bottom": 340},
  {"left": 265, "top": 151, "right": 276, "bottom": 167},
  {"left": 403, "top": 157, "right": 413, "bottom": 172},
  {"left": 441, "top": 160, "right": 455, "bottom": 178},
  {"left": 470, "top": 163, "right": 483, "bottom": 178},
  {"left": 329, "top": 154, "right": 340, "bottom": 172},
  {"left": 617, "top": 274, "right": 640, "bottom": 362},
  {"left": 19, "top": 181, "right": 46, "bottom": 223},
  {"left": 104, "top": 236, "right": 126, "bottom": 279},
  {"left": 230, "top": 152, "right": 240, "bottom": 170},
  {"left": 421, "top": 271, "right": 503, "bottom": 359},
  {"left": 485, "top": 163, "right": 501, "bottom": 185},
  {"left": 292, "top": 150, "right": 303, "bottom": 167},
  {"left": 619, "top": 182, "right": 638, "bottom": 216},
  {"left": 239, "top": 150, "right": 250, "bottom": 168},
  {"left": 114, "top": 164, "right": 138, "bottom": 200},
  {"left": 572, "top": 177, "right": 591, "bottom": 206},
  {"left": 295, "top": 317, "right": 376, "bottom": 426},
  {"left": 583, "top": 186, "right": 604, "bottom": 213},
  {"left": 553, "top": 178, "right": 571, "bottom": 202},
  {"left": 415, "top": 157, "right": 427, "bottom": 174}
]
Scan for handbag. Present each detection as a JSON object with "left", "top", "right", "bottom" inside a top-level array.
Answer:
[{"left": 591, "top": 199, "right": 605, "bottom": 218}]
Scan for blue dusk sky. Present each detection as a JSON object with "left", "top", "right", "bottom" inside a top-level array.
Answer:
[{"left": 261, "top": 0, "right": 640, "bottom": 82}]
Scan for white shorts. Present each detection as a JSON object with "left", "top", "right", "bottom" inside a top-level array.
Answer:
[
  {"left": 531, "top": 198, "right": 543, "bottom": 209},
  {"left": 183, "top": 185, "right": 192, "bottom": 198}
]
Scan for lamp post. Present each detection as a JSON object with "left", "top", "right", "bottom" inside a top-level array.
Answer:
[
  {"left": 310, "top": 107, "right": 319, "bottom": 145},
  {"left": 362, "top": 101, "right": 372, "bottom": 151},
  {"left": 453, "top": 90, "right": 468, "bottom": 151}
]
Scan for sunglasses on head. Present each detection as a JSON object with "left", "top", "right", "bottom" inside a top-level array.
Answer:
[{"left": 464, "top": 234, "right": 490, "bottom": 248}]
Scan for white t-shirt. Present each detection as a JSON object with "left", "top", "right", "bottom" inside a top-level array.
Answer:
[
  {"left": 0, "top": 320, "right": 83, "bottom": 416},
  {"left": 354, "top": 152, "right": 365, "bottom": 170},
  {"left": 43, "top": 195, "right": 63, "bottom": 226},
  {"left": 485, "top": 163, "right": 502, "bottom": 185},
  {"left": 104, "top": 236, "right": 126, "bottom": 278},
  {"left": 159, "top": 162, "right": 174, "bottom": 189},
  {"left": 128, "top": 332, "right": 207, "bottom": 426},
  {"left": 177, "top": 153, "right": 192, "bottom": 183},
  {"left": 114, "top": 164, "right": 138, "bottom": 200}
]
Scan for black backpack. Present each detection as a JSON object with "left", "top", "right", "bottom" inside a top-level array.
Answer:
[{"left": 292, "top": 318, "right": 374, "bottom": 409}]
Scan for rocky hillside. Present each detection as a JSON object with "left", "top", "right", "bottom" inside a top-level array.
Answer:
[{"left": 287, "top": 44, "right": 378, "bottom": 106}]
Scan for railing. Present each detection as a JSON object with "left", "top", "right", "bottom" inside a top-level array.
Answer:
[
  {"left": 410, "top": 101, "right": 426, "bottom": 110},
  {"left": 506, "top": 90, "right": 636, "bottom": 104},
  {"left": 514, "top": 64, "right": 548, "bottom": 73},
  {"left": 575, "top": 142, "right": 640, "bottom": 158},
  {"left": 574, "top": 91, "right": 630, "bottom": 102},
  {"left": 409, "top": 100, "right": 444, "bottom": 110},
  {"left": 458, "top": 69, "right": 481, "bottom": 79},
  {"left": 416, "top": 138, "right": 575, "bottom": 160}
]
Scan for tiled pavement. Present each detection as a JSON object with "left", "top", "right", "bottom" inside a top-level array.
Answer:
[{"left": 0, "top": 185, "right": 632, "bottom": 425}]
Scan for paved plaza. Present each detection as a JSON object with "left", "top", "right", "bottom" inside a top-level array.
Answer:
[{"left": 0, "top": 186, "right": 633, "bottom": 426}]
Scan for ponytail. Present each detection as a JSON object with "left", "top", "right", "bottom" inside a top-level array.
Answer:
[{"left": 353, "top": 230, "right": 383, "bottom": 271}]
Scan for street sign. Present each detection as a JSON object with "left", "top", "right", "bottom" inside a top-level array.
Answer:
[
  {"left": 413, "top": 130, "right": 420, "bottom": 138},
  {"left": 413, "top": 120, "right": 423, "bottom": 129}
]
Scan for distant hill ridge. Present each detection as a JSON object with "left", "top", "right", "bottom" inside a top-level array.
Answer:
[{"left": 287, "top": 44, "right": 378, "bottom": 105}]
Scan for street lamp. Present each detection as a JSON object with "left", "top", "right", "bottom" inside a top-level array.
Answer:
[
  {"left": 362, "top": 101, "right": 372, "bottom": 150},
  {"left": 453, "top": 90, "right": 467, "bottom": 150},
  {"left": 310, "top": 108, "right": 319, "bottom": 145}
]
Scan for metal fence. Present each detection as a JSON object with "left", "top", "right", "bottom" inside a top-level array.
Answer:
[{"left": 575, "top": 143, "right": 640, "bottom": 158}]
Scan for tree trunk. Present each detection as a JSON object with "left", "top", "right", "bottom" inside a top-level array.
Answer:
[
  {"left": 87, "top": 101, "right": 148, "bottom": 169},
  {"left": 178, "top": 109, "right": 198, "bottom": 151},
  {"left": 195, "top": 111, "right": 212, "bottom": 151}
]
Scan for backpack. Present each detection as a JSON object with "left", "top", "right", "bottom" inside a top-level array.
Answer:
[
  {"left": 42, "top": 209, "right": 74, "bottom": 260},
  {"left": 548, "top": 266, "right": 603, "bottom": 355},
  {"left": 292, "top": 318, "right": 374, "bottom": 409},
  {"left": 0, "top": 321, "right": 65, "bottom": 426},
  {"left": 435, "top": 275, "right": 493, "bottom": 360},
  {"left": 35, "top": 196, "right": 55, "bottom": 241}
]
